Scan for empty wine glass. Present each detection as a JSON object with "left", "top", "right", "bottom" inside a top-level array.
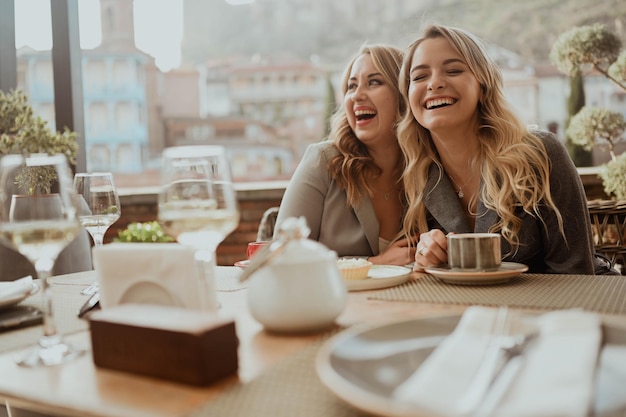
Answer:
[
  {"left": 0, "top": 153, "right": 85, "bottom": 367},
  {"left": 158, "top": 145, "right": 239, "bottom": 311},
  {"left": 74, "top": 172, "right": 121, "bottom": 296}
]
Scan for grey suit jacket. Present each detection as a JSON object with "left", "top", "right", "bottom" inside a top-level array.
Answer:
[
  {"left": 275, "top": 141, "right": 379, "bottom": 257},
  {"left": 424, "top": 131, "right": 597, "bottom": 274}
]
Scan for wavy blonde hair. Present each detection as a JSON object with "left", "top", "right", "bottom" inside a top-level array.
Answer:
[
  {"left": 398, "top": 25, "right": 564, "bottom": 251},
  {"left": 327, "top": 44, "right": 406, "bottom": 207}
]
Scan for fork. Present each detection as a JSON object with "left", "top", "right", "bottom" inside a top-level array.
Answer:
[{"left": 456, "top": 308, "right": 537, "bottom": 416}]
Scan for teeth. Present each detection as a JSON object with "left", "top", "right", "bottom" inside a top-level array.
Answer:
[
  {"left": 426, "top": 98, "right": 455, "bottom": 109},
  {"left": 355, "top": 110, "right": 376, "bottom": 116}
]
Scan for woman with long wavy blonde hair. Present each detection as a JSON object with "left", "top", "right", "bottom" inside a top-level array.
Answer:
[
  {"left": 275, "top": 44, "right": 416, "bottom": 265},
  {"left": 400, "top": 24, "right": 614, "bottom": 274}
]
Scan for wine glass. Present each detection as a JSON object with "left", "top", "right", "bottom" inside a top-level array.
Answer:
[
  {"left": 74, "top": 172, "right": 121, "bottom": 295},
  {"left": 158, "top": 146, "right": 239, "bottom": 311},
  {"left": 0, "top": 153, "right": 84, "bottom": 367}
]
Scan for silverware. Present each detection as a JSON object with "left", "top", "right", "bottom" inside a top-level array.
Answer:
[
  {"left": 456, "top": 308, "right": 537, "bottom": 416},
  {"left": 239, "top": 217, "right": 309, "bottom": 282},
  {"left": 78, "top": 291, "right": 100, "bottom": 318},
  {"left": 238, "top": 240, "right": 287, "bottom": 282}
]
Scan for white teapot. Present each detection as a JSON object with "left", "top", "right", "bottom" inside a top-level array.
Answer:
[{"left": 246, "top": 217, "right": 347, "bottom": 333}]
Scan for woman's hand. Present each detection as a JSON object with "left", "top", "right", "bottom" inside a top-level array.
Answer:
[
  {"left": 369, "top": 236, "right": 417, "bottom": 266},
  {"left": 414, "top": 229, "right": 448, "bottom": 271}
]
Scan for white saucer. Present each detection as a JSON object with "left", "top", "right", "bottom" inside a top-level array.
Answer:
[
  {"left": 345, "top": 265, "right": 412, "bottom": 291},
  {"left": 0, "top": 282, "right": 39, "bottom": 310},
  {"left": 425, "top": 262, "right": 528, "bottom": 285}
]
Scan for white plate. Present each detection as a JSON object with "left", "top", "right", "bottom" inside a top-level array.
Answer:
[
  {"left": 425, "top": 262, "right": 528, "bottom": 285},
  {"left": 0, "top": 282, "right": 39, "bottom": 310},
  {"left": 316, "top": 314, "right": 626, "bottom": 417},
  {"left": 345, "top": 265, "right": 412, "bottom": 292}
]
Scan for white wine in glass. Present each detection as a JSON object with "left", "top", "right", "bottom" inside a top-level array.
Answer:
[
  {"left": 0, "top": 154, "right": 84, "bottom": 367},
  {"left": 74, "top": 172, "right": 121, "bottom": 295},
  {"left": 158, "top": 146, "right": 239, "bottom": 310}
]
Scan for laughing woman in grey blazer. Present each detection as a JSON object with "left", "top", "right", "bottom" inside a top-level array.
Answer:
[{"left": 275, "top": 44, "right": 416, "bottom": 265}]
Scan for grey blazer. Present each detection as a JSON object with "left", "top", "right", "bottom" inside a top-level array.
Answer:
[
  {"left": 275, "top": 141, "right": 379, "bottom": 257},
  {"left": 424, "top": 131, "right": 597, "bottom": 274}
]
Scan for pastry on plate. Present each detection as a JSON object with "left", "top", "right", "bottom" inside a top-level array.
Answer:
[{"left": 337, "top": 258, "right": 373, "bottom": 280}]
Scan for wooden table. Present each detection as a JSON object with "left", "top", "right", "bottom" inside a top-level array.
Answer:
[
  {"left": 0, "top": 268, "right": 462, "bottom": 417},
  {"left": 0, "top": 269, "right": 624, "bottom": 417}
]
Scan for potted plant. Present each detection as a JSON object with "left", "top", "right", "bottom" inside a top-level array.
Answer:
[
  {"left": 550, "top": 23, "right": 626, "bottom": 200},
  {"left": 550, "top": 25, "right": 626, "bottom": 272},
  {"left": 114, "top": 221, "right": 175, "bottom": 243},
  {"left": 0, "top": 88, "right": 91, "bottom": 280},
  {"left": 0, "top": 89, "right": 78, "bottom": 193}
]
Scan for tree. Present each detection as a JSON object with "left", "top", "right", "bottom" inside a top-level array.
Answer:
[
  {"left": 565, "top": 72, "right": 592, "bottom": 167},
  {"left": 551, "top": 24, "right": 626, "bottom": 200},
  {"left": 322, "top": 73, "right": 337, "bottom": 140}
]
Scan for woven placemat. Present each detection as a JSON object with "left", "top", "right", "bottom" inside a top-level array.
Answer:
[
  {"left": 0, "top": 282, "right": 89, "bottom": 354},
  {"left": 370, "top": 274, "right": 626, "bottom": 315},
  {"left": 187, "top": 335, "right": 366, "bottom": 417}
]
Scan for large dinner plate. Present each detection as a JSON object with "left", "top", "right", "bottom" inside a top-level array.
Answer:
[
  {"left": 0, "top": 282, "right": 39, "bottom": 310},
  {"left": 316, "top": 314, "right": 626, "bottom": 417},
  {"left": 345, "top": 265, "right": 412, "bottom": 292},
  {"left": 424, "top": 262, "right": 528, "bottom": 285}
]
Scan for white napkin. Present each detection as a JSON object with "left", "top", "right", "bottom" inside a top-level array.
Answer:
[
  {"left": 0, "top": 275, "right": 33, "bottom": 300},
  {"left": 93, "top": 243, "right": 214, "bottom": 311},
  {"left": 392, "top": 306, "right": 601, "bottom": 417}
]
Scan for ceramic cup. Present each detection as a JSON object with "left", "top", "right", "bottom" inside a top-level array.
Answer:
[
  {"left": 246, "top": 241, "right": 271, "bottom": 259},
  {"left": 447, "top": 233, "right": 501, "bottom": 271}
]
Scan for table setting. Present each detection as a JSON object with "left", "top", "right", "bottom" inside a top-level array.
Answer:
[{"left": 0, "top": 148, "right": 625, "bottom": 416}]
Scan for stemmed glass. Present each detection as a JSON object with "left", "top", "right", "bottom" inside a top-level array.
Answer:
[
  {"left": 0, "top": 154, "right": 84, "bottom": 367},
  {"left": 73, "top": 172, "right": 121, "bottom": 296},
  {"left": 158, "top": 146, "right": 239, "bottom": 311}
]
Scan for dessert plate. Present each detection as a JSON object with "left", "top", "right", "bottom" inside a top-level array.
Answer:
[
  {"left": 316, "top": 314, "right": 626, "bottom": 417},
  {"left": 345, "top": 265, "right": 412, "bottom": 292},
  {"left": 424, "top": 262, "right": 528, "bottom": 285},
  {"left": 0, "top": 282, "right": 39, "bottom": 310}
]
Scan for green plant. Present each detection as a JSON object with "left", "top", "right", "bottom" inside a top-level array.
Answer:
[
  {"left": 114, "top": 221, "right": 175, "bottom": 243},
  {"left": 551, "top": 24, "right": 626, "bottom": 200},
  {"left": 0, "top": 89, "right": 78, "bottom": 194}
]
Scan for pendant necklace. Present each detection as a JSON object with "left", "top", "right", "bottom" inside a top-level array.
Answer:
[{"left": 448, "top": 174, "right": 470, "bottom": 199}]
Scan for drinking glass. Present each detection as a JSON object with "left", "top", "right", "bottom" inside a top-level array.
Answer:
[
  {"left": 74, "top": 172, "right": 121, "bottom": 295},
  {"left": 0, "top": 154, "right": 84, "bottom": 367},
  {"left": 158, "top": 146, "right": 239, "bottom": 310}
]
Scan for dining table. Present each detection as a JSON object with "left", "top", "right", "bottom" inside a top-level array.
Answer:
[{"left": 0, "top": 266, "right": 625, "bottom": 417}]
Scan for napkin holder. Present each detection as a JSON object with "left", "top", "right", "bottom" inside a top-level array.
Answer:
[
  {"left": 89, "top": 304, "right": 238, "bottom": 386},
  {"left": 93, "top": 243, "right": 203, "bottom": 310}
]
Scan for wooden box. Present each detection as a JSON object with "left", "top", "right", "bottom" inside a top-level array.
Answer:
[{"left": 89, "top": 304, "right": 238, "bottom": 386}]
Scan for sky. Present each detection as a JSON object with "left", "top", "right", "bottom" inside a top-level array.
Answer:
[{"left": 14, "top": 0, "right": 184, "bottom": 72}]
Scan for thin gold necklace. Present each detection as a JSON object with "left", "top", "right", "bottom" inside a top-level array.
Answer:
[{"left": 448, "top": 174, "right": 470, "bottom": 199}]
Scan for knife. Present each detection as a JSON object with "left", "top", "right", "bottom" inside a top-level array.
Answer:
[{"left": 78, "top": 291, "right": 100, "bottom": 318}]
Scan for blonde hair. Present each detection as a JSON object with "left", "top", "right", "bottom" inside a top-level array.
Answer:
[
  {"left": 327, "top": 44, "right": 406, "bottom": 207},
  {"left": 398, "top": 24, "right": 564, "bottom": 251}
]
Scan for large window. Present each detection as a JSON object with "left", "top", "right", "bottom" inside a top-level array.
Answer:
[{"left": 9, "top": 0, "right": 626, "bottom": 188}]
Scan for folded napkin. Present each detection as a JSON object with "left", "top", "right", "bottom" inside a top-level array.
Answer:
[
  {"left": 93, "top": 243, "right": 216, "bottom": 311},
  {"left": 0, "top": 275, "right": 33, "bottom": 300},
  {"left": 392, "top": 306, "right": 601, "bottom": 417}
]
